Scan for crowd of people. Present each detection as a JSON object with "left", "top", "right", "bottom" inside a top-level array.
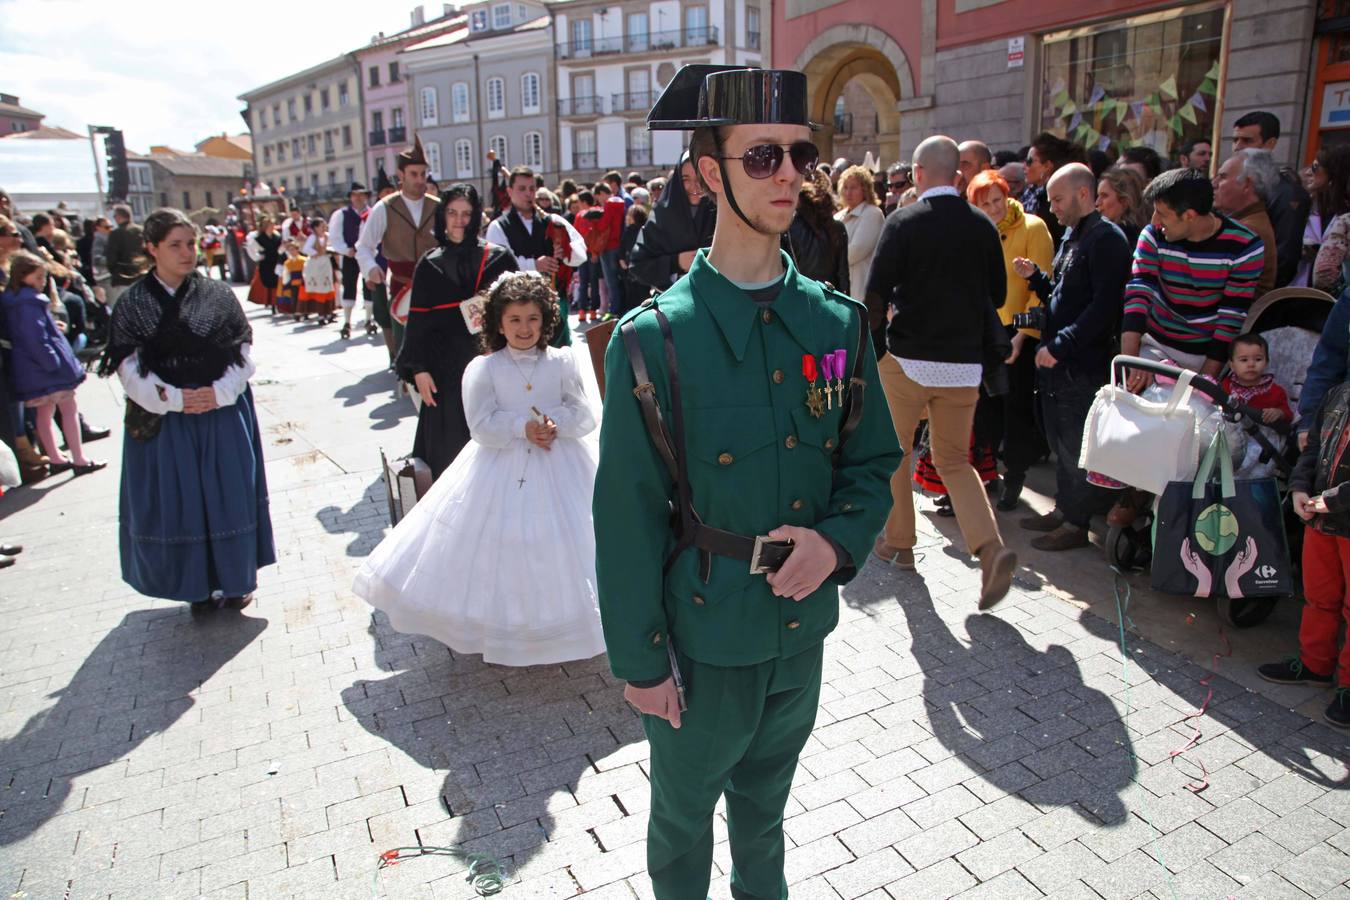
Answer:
[{"left": 4, "top": 56, "right": 1350, "bottom": 896}]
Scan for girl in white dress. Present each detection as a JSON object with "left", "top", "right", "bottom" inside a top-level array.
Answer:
[{"left": 354, "top": 271, "right": 606, "bottom": 666}]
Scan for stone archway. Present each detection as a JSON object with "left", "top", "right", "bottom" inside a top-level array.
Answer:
[{"left": 794, "top": 25, "right": 913, "bottom": 165}]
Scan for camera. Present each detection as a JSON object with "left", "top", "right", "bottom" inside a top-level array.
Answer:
[{"left": 1012, "top": 306, "right": 1047, "bottom": 331}]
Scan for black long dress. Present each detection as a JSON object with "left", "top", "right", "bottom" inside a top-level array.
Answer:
[{"left": 397, "top": 240, "right": 518, "bottom": 477}]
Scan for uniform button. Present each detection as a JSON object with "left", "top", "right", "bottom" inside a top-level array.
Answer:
[
  {"left": 692, "top": 595, "right": 705, "bottom": 606},
  {"left": 717, "top": 452, "right": 734, "bottom": 466},
  {"left": 762, "top": 309, "right": 773, "bottom": 324},
  {"left": 651, "top": 632, "right": 664, "bottom": 646},
  {"left": 841, "top": 502, "right": 853, "bottom": 511},
  {"left": 791, "top": 499, "right": 804, "bottom": 510},
  {"left": 824, "top": 438, "right": 835, "bottom": 450},
  {"left": 772, "top": 369, "right": 785, "bottom": 384},
  {"left": 786, "top": 619, "right": 801, "bottom": 630},
  {"left": 785, "top": 435, "right": 798, "bottom": 449}
]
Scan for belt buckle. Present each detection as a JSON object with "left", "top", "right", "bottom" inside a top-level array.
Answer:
[{"left": 750, "top": 535, "right": 778, "bottom": 575}]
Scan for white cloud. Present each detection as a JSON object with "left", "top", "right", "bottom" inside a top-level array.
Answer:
[{"left": 0, "top": 0, "right": 419, "bottom": 152}]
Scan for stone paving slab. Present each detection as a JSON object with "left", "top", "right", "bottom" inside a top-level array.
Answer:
[{"left": 0, "top": 292, "right": 1347, "bottom": 899}]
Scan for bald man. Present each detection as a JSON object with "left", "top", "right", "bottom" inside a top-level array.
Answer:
[
  {"left": 958, "top": 140, "right": 992, "bottom": 193},
  {"left": 1010, "top": 163, "right": 1132, "bottom": 551},
  {"left": 867, "top": 135, "right": 1018, "bottom": 609}
]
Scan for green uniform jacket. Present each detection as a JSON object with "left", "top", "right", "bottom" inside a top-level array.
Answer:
[{"left": 594, "top": 250, "right": 902, "bottom": 683}]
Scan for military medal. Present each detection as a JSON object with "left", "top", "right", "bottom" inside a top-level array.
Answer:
[
  {"left": 802, "top": 354, "right": 825, "bottom": 418},
  {"left": 820, "top": 354, "right": 835, "bottom": 410},
  {"left": 833, "top": 349, "right": 847, "bottom": 406}
]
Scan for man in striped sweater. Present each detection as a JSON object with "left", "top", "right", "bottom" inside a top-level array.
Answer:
[{"left": 1121, "top": 168, "right": 1265, "bottom": 391}]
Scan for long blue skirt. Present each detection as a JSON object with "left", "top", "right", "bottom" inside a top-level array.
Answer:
[{"left": 119, "top": 387, "right": 277, "bottom": 602}]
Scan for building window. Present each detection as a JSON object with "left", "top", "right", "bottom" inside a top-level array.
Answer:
[
  {"left": 685, "top": 6, "right": 708, "bottom": 44},
  {"left": 324, "top": 131, "right": 334, "bottom": 155},
  {"left": 628, "top": 13, "right": 649, "bottom": 52},
  {"left": 292, "top": 137, "right": 301, "bottom": 157},
  {"left": 574, "top": 129, "right": 596, "bottom": 169},
  {"left": 272, "top": 104, "right": 281, "bottom": 126},
  {"left": 452, "top": 82, "right": 471, "bottom": 123},
  {"left": 420, "top": 86, "right": 440, "bottom": 126},
  {"left": 339, "top": 82, "right": 350, "bottom": 107},
  {"left": 392, "top": 107, "right": 405, "bottom": 128},
  {"left": 308, "top": 134, "right": 317, "bottom": 155},
  {"left": 389, "top": 61, "right": 400, "bottom": 83},
  {"left": 370, "top": 65, "right": 381, "bottom": 88},
  {"left": 572, "top": 18, "right": 592, "bottom": 54},
  {"left": 490, "top": 134, "right": 508, "bottom": 166},
  {"left": 487, "top": 77, "right": 506, "bottom": 118},
  {"left": 346, "top": 166, "right": 355, "bottom": 184},
  {"left": 160, "top": 192, "right": 168, "bottom": 207},
  {"left": 492, "top": 2, "right": 511, "bottom": 29},
  {"left": 523, "top": 131, "right": 543, "bottom": 168},
  {"left": 278, "top": 142, "right": 286, "bottom": 162},
  {"left": 517, "top": 3, "right": 527, "bottom": 19},
  {"left": 205, "top": 191, "right": 214, "bottom": 208},
  {"left": 343, "top": 124, "right": 353, "bottom": 148},
  {"left": 304, "top": 94, "right": 313, "bottom": 114},
  {"left": 746, "top": 6, "right": 760, "bottom": 50},
  {"left": 471, "top": 9, "right": 488, "bottom": 31},
  {"left": 311, "top": 173, "right": 319, "bottom": 191},
  {"left": 521, "top": 72, "right": 541, "bottom": 115},
  {"left": 321, "top": 87, "right": 330, "bottom": 110},
  {"left": 328, "top": 170, "right": 337, "bottom": 186},
  {"left": 372, "top": 110, "right": 384, "bottom": 131},
  {"left": 279, "top": 177, "right": 287, "bottom": 191},
  {"left": 628, "top": 126, "right": 651, "bottom": 166},
  {"left": 1039, "top": 5, "right": 1225, "bottom": 159},
  {"left": 454, "top": 138, "right": 473, "bottom": 177},
  {"left": 427, "top": 141, "right": 444, "bottom": 179},
  {"left": 264, "top": 145, "right": 272, "bottom": 165},
  {"left": 288, "top": 98, "right": 296, "bottom": 121},
  {"left": 182, "top": 191, "right": 191, "bottom": 209}
]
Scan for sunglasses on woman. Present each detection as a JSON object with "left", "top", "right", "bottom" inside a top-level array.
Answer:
[
  {"left": 719, "top": 141, "right": 821, "bottom": 180},
  {"left": 889, "top": 179, "right": 910, "bottom": 191}
]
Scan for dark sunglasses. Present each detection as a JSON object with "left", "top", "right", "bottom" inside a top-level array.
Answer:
[
  {"left": 0, "top": 230, "right": 18, "bottom": 237},
  {"left": 888, "top": 179, "right": 910, "bottom": 190},
  {"left": 720, "top": 141, "right": 820, "bottom": 179}
]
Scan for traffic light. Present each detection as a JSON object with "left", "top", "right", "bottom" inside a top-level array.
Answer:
[{"left": 104, "top": 129, "right": 129, "bottom": 201}]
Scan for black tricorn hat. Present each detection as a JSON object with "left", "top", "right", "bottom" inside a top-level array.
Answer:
[
  {"left": 348, "top": 181, "right": 369, "bottom": 195},
  {"left": 374, "top": 169, "right": 395, "bottom": 192},
  {"left": 648, "top": 64, "right": 822, "bottom": 131}
]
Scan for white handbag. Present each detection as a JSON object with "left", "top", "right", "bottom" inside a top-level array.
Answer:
[{"left": 1079, "top": 356, "right": 1200, "bottom": 496}]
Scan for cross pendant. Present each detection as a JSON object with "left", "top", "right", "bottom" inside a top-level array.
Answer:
[{"left": 517, "top": 477, "right": 526, "bottom": 489}]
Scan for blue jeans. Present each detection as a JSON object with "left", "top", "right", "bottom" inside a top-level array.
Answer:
[
  {"left": 1037, "top": 366, "right": 1113, "bottom": 528},
  {"left": 600, "top": 249, "right": 622, "bottom": 314},
  {"left": 577, "top": 261, "right": 600, "bottom": 312}
]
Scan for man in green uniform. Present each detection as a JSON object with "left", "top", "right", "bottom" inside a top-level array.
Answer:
[{"left": 593, "top": 66, "right": 902, "bottom": 900}]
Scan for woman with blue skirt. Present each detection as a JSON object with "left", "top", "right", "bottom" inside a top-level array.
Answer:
[{"left": 97, "top": 208, "right": 275, "bottom": 614}]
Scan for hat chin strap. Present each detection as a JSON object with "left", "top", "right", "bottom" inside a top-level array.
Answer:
[{"left": 717, "top": 159, "right": 760, "bottom": 233}]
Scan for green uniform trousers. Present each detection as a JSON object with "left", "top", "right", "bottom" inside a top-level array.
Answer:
[{"left": 643, "top": 643, "right": 824, "bottom": 900}]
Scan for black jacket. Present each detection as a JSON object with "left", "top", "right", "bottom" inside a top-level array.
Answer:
[
  {"left": 1291, "top": 383, "right": 1350, "bottom": 537},
  {"left": 1027, "top": 210, "right": 1132, "bottom": 382},
  {"left": 867, "top": 193, "right": 1006, "bottom": 365},
  {"left": 1269, "top": 168, "right": 1312, "bottom": 289},
  {"left": 788, "top": 215, "right": 850, "bottom": 294}
]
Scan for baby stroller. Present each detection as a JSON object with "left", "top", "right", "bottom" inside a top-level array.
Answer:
[{"left": 1104, "top": 287, "right": 1335, "bottom": 628}]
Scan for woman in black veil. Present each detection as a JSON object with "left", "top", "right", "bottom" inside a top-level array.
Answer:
[{"left": 628, "top": 151, "right": 716, "bottom": 293}]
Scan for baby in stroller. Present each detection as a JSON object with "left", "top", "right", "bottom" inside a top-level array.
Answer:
[{"left": 1221, "top": 333, "right": 1293, "bottom": 478}]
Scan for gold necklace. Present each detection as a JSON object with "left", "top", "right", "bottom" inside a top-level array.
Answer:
[{"left": 506, "top": 348, "right": 540, "bottom": 391}]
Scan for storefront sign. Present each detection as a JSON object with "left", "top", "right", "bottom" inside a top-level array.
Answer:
[
  {"left": 1007, "top": 37, "right": 1024, "bottom": 69},
  {"left": 1321, "top": 80, "right": 1350, "bottom": 128}
]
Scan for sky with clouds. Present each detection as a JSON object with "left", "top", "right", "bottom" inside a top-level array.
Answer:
[{"left": 0, "top": 0, "right": 425, "bottom": 152}]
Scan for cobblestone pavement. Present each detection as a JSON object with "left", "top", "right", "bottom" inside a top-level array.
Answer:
[{"left": 0, "top": 293, "right": 1347, "bottom": 899}]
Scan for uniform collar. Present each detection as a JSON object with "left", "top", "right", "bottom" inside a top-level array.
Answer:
[{"left": 687, "top": 249, "right": 819, "bottom": 362}]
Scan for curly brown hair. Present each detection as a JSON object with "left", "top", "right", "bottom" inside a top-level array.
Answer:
[{"left": 479, "top": 271, "right": 560, "bottom": 353}]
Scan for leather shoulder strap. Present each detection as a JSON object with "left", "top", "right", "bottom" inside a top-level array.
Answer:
[{"left": 619, "top": 310, "right": 679, "bottom": 482}]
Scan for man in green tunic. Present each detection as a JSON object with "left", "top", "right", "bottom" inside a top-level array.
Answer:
[{"left": 593, "top": 66, "right": 902, "bottom": 900}]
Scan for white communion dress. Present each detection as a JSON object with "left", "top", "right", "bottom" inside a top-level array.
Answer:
[{"left": 354, "top": 345, "right": 606, "bottom": 666}]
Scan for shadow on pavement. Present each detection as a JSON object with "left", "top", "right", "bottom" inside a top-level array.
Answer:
[
  {"left": 0, "top": 608, "right": 267, "bottom": 846},
  {"left": 881, "top": 572, "right": 1135, "bottom": 824},
  {"left": 316, "top": 475, "right": 392, "bottom": 558},
  {"left": 340, "top": 618, "right": 635, "bottom": 879}
]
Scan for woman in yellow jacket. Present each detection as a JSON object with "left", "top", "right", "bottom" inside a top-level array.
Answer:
[{"left": 971, "top": 169, "right": 1054, "bottom": 511}]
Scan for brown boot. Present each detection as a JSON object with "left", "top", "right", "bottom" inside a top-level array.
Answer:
[
  {"left": 1019, "top": 509, "right": 1063, "bottom": 533},
  {"left": 1031, "top": 523, "right": 1090, "bottom": 552},
  {"left": 978, "top": 544, "right": 1017, "bottom": 611},
  {"left": 15, "top": 436, "right": 48, "bottom": 466},
  {"left": 872, "top": 536, "right": 915, "bottom": 570},
  {"left": 1107, "top": 488, "right": 1149, "bottom": 527}
]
